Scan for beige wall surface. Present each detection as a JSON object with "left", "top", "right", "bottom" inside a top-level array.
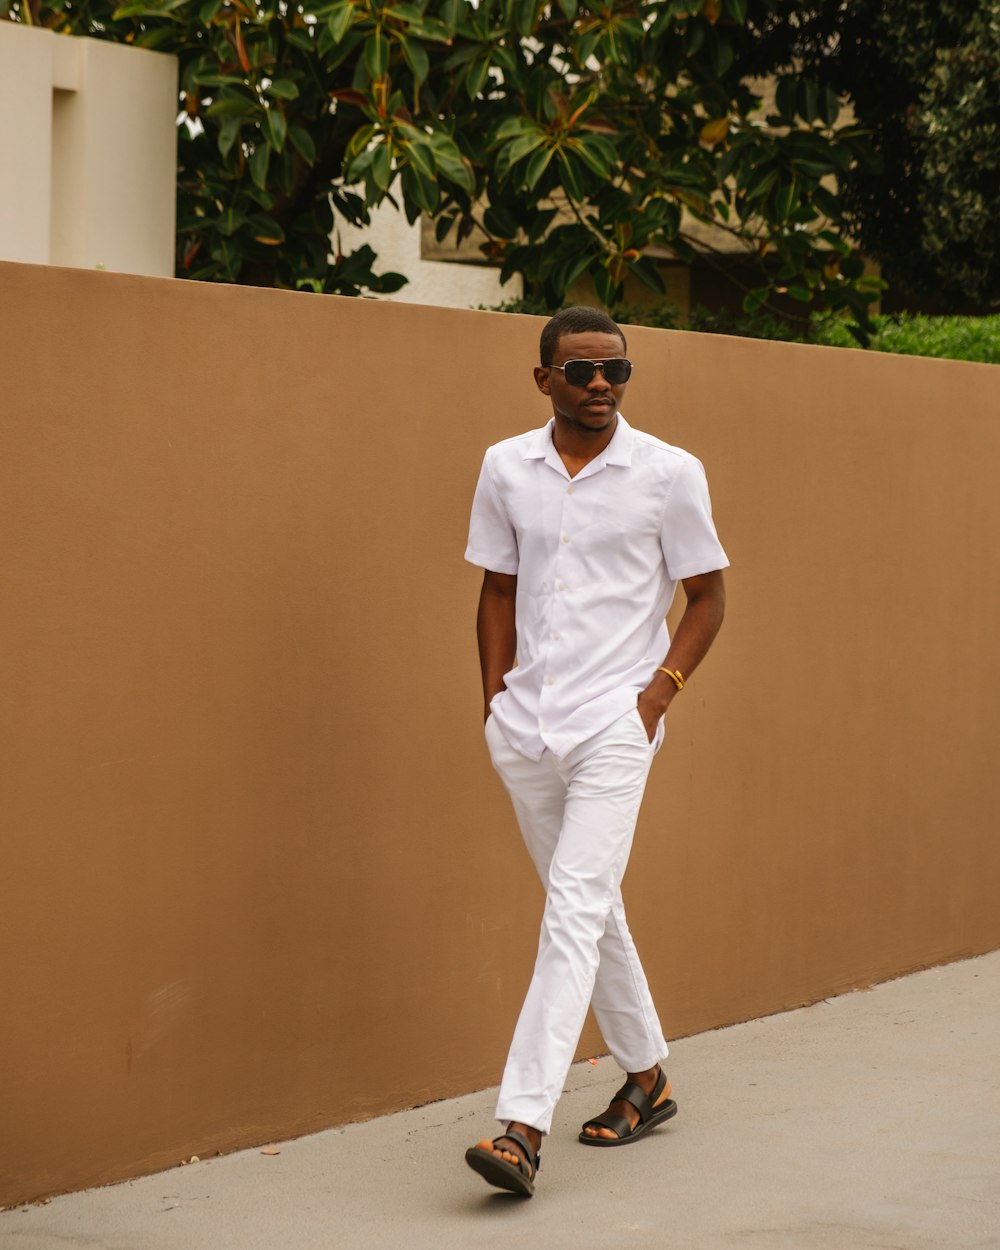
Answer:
[{"left": 1, "top": 261, "right": 998, "bottom": 1205}]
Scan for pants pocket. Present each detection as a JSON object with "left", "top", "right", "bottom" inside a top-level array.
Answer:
[{"left": 632, "top": 704, "right": 656, "bottom": 747}]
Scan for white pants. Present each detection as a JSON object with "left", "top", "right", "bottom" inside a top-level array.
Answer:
[{"left": 486, "top": 707, "right": 669, "bottom": 1134}]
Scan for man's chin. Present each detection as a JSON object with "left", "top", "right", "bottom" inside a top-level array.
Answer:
[{"left": 578, "top": 408, "right": 616, "bottom": 430}]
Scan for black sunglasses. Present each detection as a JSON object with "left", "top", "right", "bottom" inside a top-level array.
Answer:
[{"left": 548, "top": 358, "right": 633, "bottom": 387}]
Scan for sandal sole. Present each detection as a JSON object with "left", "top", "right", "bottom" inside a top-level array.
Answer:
[
  {"left": 464, "top": 1146, "right": 535, "bottom": 1196},
  {"left": 578, "top": 1098, "right": 678, "bottom": 1147}
]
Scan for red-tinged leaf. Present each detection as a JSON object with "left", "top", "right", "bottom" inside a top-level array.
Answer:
[
  {"left": 579, "top": 118, "right": 618, "bottom": 135},
  {"left": 330, "top": 88, "right": 369, "bottom": 109},
  {"left": 233, "top": 20, "right": 250, "bottom": 72}
]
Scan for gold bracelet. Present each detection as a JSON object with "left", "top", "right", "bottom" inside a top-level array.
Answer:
[{"left": 656, "top": 667, "right": 685, "bottom": 691}]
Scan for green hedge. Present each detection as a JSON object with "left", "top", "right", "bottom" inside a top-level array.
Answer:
[
  {"left": 484, "top": 299, "right": 1000, "bottom": 365},
  {"left": 811, "top": 313, "right": 1000, "bottom": 364}
]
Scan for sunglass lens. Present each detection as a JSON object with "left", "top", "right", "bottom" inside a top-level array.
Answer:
[
  {"left": 563, "top": 360, "right": 596, "bottom": 386},
  {"left": 603, "top": 359, "right": 631, "bottom": 384}
]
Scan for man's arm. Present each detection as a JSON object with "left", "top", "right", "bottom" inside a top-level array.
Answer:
[
  {"left": 637, "top": 569, "right": 727, "bottom": 739},
  {"left": 477, "top": 569, "right": 517, "bottom": 722}
]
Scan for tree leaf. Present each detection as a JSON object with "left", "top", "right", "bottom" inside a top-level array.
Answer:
[
  {"left": 206, "top": 95, "right": 260, "bottom": 118},
  {"left": 466, "top": 53, "right": 490, "bottom": 99},
  {"left": 250, "top": 143, "right": 270, "bottom": 189},
  {"left": 264, "top": 108, "right": 287, "bottom": 153},
  {"left": 288, "top": 125, "right": 317, "bottom": 165},
  {"left": 399, "top": 36, "right": 429, "bottom": 85},
  {"left": 403, "top": 137, "right": 436, "bottom": 180},
  {"left": 217, "top": 116, "right": 241, "bottom": 159},
  {"left": 247, "top": 213, "right": 285, "bottom": 244},
  {"left": 556, "top": 149, "right": 585, "bottom": 201},
  {"left": 364, "top": 33, "right": 389, "bottom": 80},
  {"left": 774, "top": 175, "right": 797, "bottom": 221},
  {"left": 700, "top": 117, "right": 730, "bottom": 147},
  {"left": 504, "top": 131, "right": 547, "bottom": 165},
  {"left": 371, "top": 142, "right": 393, "bottom": 191},
  {"left": 524, "top": 145, "right": 555, "bottom": 190},
  {"left": 266, "top": 78, "right": 300, "bottom": 101},
  {"left": 215, "top": 208, "right": 245, "bottom": 238},
  {"left": 328, "top": 2, "right": 354, "bottom": 45}
]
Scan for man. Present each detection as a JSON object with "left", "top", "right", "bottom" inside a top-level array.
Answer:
[{"left": 463, "top": 306, "right": 728, "bottom": 1197}]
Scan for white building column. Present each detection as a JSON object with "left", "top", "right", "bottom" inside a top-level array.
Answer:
[{"left": 0, "top": 23, "right": 178, "bottom": 278}]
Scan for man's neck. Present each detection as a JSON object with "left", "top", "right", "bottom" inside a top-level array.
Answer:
[{"left": 551, "top": 414, "right": 617, "bottom": 476}]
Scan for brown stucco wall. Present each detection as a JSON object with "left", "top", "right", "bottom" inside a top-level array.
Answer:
[{"left": 2, "top": 260, "right": 998, "bottom": 1205}]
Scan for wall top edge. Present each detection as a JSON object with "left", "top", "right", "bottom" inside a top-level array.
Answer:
[
  {"left": 0, "top": 19, "right": 176, "bottom": 68},
  {"left": 1, "top": 259, "right": 995, "bottom": 377}
]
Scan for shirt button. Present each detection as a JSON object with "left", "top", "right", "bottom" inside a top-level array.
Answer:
[
  {"left": 557, "top": 581, "right": 566, "bottom": 591},
  {"left": 567, "top": 485, "right": 575, "bottom": 495},
  {"left": 551, "top": 631, "right": 561, "bottom": 641},
  {"left": 562, "top": 534, "right": 571, "bottom": 544},
  {"left": 544, "top": 676, "right": 555, "bottom": 685}
]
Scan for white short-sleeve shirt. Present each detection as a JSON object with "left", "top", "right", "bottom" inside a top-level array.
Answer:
[{"left": 465, "top": 414, "right": 729, "bottom": 760}]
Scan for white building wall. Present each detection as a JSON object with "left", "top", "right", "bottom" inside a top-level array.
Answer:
[
  {"left": 337, "top": 199, "right": 520, "bottom": 309},
  {"left": 0, "top": 23, "right": 177, "bottom": 278}
]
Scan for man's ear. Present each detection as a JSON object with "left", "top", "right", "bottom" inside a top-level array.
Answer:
[{"left": 533, "top": 366, "right": 551, "bottom": 394}]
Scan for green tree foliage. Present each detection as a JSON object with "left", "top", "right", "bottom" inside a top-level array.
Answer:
[
  {"left": 746, "top": 0, "right": 1000, "bottom": 310},
  {"left": 6, "top": 0, "right": 880, "bottom": 325}
]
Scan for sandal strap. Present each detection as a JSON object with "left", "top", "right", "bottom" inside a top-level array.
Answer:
[
  {"left": 611, "top": 1080, "right": 653, "bottom": 1125},
  {"left": 611, "top": 1065, "right": 666, "bottom": 1127},
  {"left": 581, "top": 1110, "right": 634, "bottom": 1139},
  {"left": 493, "top": 1128, "right": 539, "bottom": 1176}
]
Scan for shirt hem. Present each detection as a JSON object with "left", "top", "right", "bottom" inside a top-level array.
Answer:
[
  {"left": 464, "top": 548, "right": 519, "bottom": 574},
  {"left": 668, "top": 555, "right": 730, "bottom": 581}
]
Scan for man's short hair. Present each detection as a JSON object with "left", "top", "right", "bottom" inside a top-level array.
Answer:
[{"left": 539, "top": 306, "right": 627, "bottom": 366}]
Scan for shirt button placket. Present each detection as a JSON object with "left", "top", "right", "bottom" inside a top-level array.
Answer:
[{"left": 545, "top": 484, "right": 575, "bottom": 715}]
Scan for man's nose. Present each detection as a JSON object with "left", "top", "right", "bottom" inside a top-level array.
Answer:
[{"left": 587, "top": 365, "right": 612, "bottom": 388}]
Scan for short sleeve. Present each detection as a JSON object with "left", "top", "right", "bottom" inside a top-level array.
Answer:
[
  {"left": 660, "top": 455, "right": 729, "bottom": 580},
  {"left": 465, "top": 451, "right": 519, "bottom": 574}
]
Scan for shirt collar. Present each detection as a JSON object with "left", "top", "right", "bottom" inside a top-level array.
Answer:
[{"left": 523, "top": 413, "right": 635, "bottom": 473}]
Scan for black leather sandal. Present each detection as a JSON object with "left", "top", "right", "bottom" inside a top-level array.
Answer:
[
  {"left": 465, "top": 1127, "right": 540, "bottom": 1197},
  {"left": 578, "top": 1066, "right": 677, "bottom": 1147}
]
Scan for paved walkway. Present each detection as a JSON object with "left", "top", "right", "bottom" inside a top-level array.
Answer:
[{"left": 4, "top": 951, "right": 998, "bottom": 1250}]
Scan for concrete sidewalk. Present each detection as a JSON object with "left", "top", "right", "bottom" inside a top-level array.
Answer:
[{"left": 4, "top": 952, "right": 998, "bottom": 1250}]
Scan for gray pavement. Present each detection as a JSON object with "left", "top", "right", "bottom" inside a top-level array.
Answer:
[{"left": 4, "top": 951, "right": 999, "bottom": 1250}]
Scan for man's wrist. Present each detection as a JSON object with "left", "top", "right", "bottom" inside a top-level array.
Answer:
[{"left": 642, "top": 673, "right": 679, "bottom": 714}]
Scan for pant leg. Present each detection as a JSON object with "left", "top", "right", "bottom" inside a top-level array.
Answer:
[
  {"left": 487, "top": 723, "right": 665, "bottom": 1072},
  {"left": 491, "top": 709, "right": 662, "bottom": 1134},
  {"left": 484, "top": 714, "right": 566, "bottom": 886},
  {"left": 590, "top": 896, "right": 668, "bottom": 1074}
]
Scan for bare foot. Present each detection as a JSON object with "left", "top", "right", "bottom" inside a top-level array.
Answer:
[{"left": 582, "top": 1065, "right": 672, "bottom": 1140}]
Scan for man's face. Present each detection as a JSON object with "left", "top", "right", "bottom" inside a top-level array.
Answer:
[{"left": 534, "top": 330, "right": 629, "bottom": 436}]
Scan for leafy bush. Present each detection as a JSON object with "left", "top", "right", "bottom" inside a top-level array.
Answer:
[{"left": 812, "top": 313, "right": 1000, "bottom": 364}]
